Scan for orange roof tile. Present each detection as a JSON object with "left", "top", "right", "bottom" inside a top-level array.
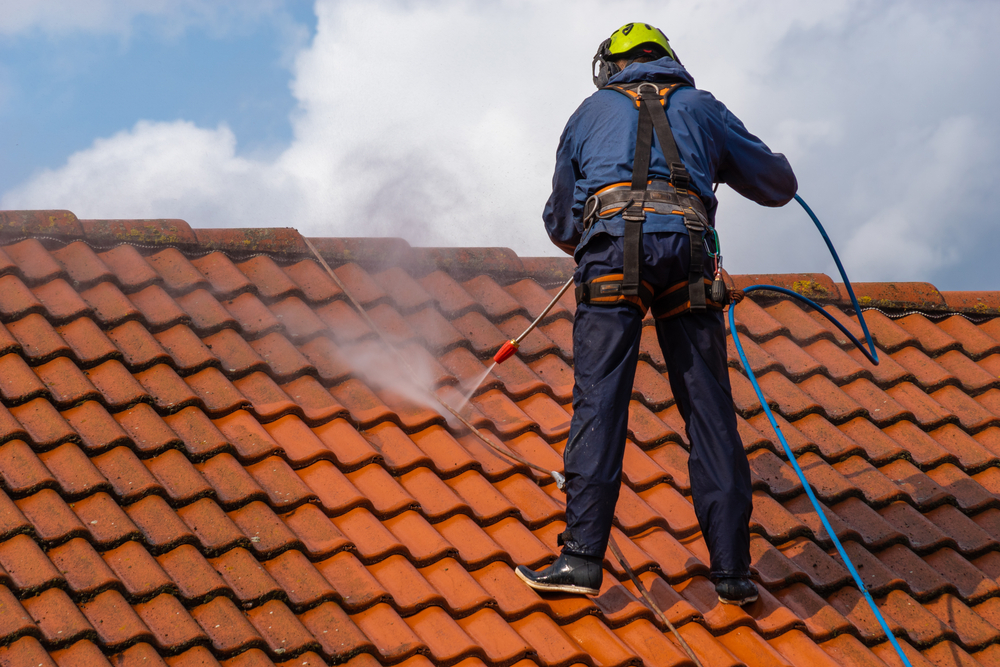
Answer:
[{"left": 0, "top": 208, "right": 998, "bottom": 666}]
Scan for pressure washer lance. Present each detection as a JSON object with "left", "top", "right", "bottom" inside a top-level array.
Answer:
[
  {"left": 493, "top": 275, "right": 575, "bottom": 364},
  {"left": 302, "top": 238, "right": 704, "bottom": 667}
]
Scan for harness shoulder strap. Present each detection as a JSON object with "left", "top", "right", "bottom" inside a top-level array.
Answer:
[{"left": 603, "top": 81, "right": 708, "bottom": 312}]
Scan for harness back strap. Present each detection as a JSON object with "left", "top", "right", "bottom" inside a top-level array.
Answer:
[{"left": 602, "top": 81, "right": 709, "bottom": 312}]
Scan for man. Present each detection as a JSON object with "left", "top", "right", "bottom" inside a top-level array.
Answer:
[{"left": 515, "top": 22, "right": 796, "bottom": 605}]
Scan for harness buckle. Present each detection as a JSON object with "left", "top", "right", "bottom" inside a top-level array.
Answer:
[
  {"left": 620, "top": 197, "right": 646, "bottom": 222},
  {"left": 669, "top": 162, "right": 691, "bottom": 190}
]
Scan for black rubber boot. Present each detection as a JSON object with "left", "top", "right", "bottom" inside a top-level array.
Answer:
[
  {"left": 716, "top": 577, "right": 758, "bottom": 606},
  {"left": 515, "top": 553, "right": 603, "bottom": 596}
]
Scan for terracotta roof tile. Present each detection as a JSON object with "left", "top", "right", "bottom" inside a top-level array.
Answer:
[
  {"left": 22, "top": 587, "right": 95, "bottom": 648},
  {"left": 538, "top": 318, "right": 573, "bottom": 361},
  {"left": 56, "top": 316, "right": 119, "bottom": 368},
  {"left": 102, "top": 540, "right": 175, "bottom": 600},
  {"left": 80, "top": 589, "right": 154, "bottom": 650},
  {"left": 5, "top": 220, "right": 1000, "bottom": 666},
  {"left": 190, "top": 596, "right": 265, "bottom": 657},
  {"left": 10, "top": 314, "right": 72, "bottom": 364},
  {"left": 128, "top": 285, "right": 190, "bottom": 333},
  {"left": 17, "top": 488, "right": 88, "bottom": 544},
  {"left": 32, "top": 280, "right": 92, "bottom": 324},
  {"left": 0, "top": 439, "right": 57, "bottom": 496},
  {"left": 51, "top": 242, "right": 114, "bottom": 290},
  {"left": 0, "top": 533, "right": 65, "bottom": 594},
  {"left": 126, "top": 495, "right": 197, "bottom": 554},
  {"left": 281, "top": 260, "right": 341, "bottom": 304},
  {"left": 237, "top": 257, "right": 300, "bottom": 303},
  {"left": 189, "top": 253, "right": 253, "bottom": 299},
  {"left": 135, "top": 593, "right": 208, "bottom": 654}
]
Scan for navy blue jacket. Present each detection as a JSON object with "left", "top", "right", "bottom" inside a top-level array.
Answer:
[{"left": 543, "top": 57, "right": 797, "bottom": 257}]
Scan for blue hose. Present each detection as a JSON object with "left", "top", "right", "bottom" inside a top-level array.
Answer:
[{"left": 728, "top": 195, "right": 911, "bottom": 666}]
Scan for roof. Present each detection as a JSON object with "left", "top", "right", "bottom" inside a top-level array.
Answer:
[{"left": 0, "top": 209, "right": 998, "bottom": 667}]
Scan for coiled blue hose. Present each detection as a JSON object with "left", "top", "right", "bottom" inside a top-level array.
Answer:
[{"left": 728, "top": 194, "right": 912, "bottom": 666}]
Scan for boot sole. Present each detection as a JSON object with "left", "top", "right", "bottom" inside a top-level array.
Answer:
[
  {"left": 718, "top": 593, "right": 758, "bottom": 606},
  {"left": 515, "top": 567, "right": 599, "bottom": 596}
]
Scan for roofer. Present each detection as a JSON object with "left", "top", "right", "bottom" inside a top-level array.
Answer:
[{"left": 515, "top": 22, "right": 797, "bottom": 605}]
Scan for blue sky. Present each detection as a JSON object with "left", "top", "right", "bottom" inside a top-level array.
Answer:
[
  {"left": 0, "top": 2, "right": 315, "bottom": 188},
  {"left": 1, "top": 1, "right": 998, "bottom": 291}
]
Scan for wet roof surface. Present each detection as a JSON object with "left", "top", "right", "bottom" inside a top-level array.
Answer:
[{"left": 0, "top": 210, "right": 999, "bottom": 667}]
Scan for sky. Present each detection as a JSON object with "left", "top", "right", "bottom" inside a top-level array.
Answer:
[{"left": 1, "top": 0, "right": 998, "bottom": 291}]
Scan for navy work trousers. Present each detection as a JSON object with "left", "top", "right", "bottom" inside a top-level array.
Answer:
[{"left": 562, "top": 231, "right": 753, "bottom": 578}]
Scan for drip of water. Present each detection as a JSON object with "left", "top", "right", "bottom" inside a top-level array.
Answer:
[{"left": 457, "top": 361, "right": 497, "bottom": 411}]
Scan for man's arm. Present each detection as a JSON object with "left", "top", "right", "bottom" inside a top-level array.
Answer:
[
  {"left": 543, "top": 126, "right": 583, "bottom": 256},
  {"left": 717, "top": 107, "right": 797, "bottom": 207}
]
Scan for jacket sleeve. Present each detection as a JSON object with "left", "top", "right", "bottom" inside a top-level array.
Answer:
[
  {"left": 542, "top": 124, "right": 582, "bottom": 256},
  {"left": 717, "top": 107, "right": 797, "bottom": 207}
]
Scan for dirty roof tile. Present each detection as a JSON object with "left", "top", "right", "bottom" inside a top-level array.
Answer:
[
  {"left": 51, "top": 241, "right": 114, "bottom": 290},
  {"left": 927, "top": 504, "right": 998, "bottom": 557},
  {"left": 0, "top": 490, "right": 33, "bottom": 541},
  {"left": 48, "top": 537, "right": 119, "bottom": 598},
  {"left": 189, "top": 253, "right": 254, "bottom": 299},
  {"left": 17, "top": 488, "right": 88, "bottom": 544},
  {"left": 80, "top": 589, "right": 154, "bottom": 651},
  {"left": 102, "top": 539, "right": 175, "bottom": 600},
  {"left": 267, "top": 296, "right": 328, "bottom": 342},
  {"left": 10, "top": 314, "right": 72, "bottom": 364},
  {"left": 191, "top": 596, "right": 265, "bottom": 657},
  {"left": 280, "top": 259, "right": 341, "bottom": 304},
  {"left": 175, "top": 289, "right": 238, "bottom": 334},
  {"left": 0, "top": 439, "right": 56, "bottom": 496},
  {"left": 896, "top": 313, "right": 962, "bottom": 356},
  {"left": 246, "top": 599, "right": 320, "bottom": 659},
  {"left": 97, "top": 245, "right": 160, "bottom": 292},
  {"left": 313, "top": 550, "right": 389, "bottom": 613},
  {"left": 208, "top": 547, "right": 283, "bottom": 605},
  {"left": 185, "top": 367, "right": 252, "bottom": 417},
  {"left": 176, "top": 498, "right": 250, "bottom": 556},
  {"left": 127, "top": 285, "right": 190, "bottom": 332},
  {"left": 0, "top": 354, "right": 48, "bottom": 405},
  {"left": 141, "top": 248, "right": 207, "bottom": 295},
  {"left": 22, "top": 587, "right": 95, "bottom": 649},
  {"left": 0, "top": 275, "right": 44, "bottom": 320},
  {"left": 236, "top": 256, "right": 299, "bottom": 302},
  {"left": 69, "top": 491, "right": 140, "bottom": 548},
  {"left": 126, "top": 495, "right": 197, "bottom": 554},
  {"left": 32, "top": 279, "right": 92, "bottom": 324},
  {"left": 4, "top": 224, "right": 1000, "bottom": 666},
  {"left": 108, "top": 321, "right": 172, "bottom": 371},
  {"left": 37, "top": 442, "right": 110, "bottom": 499},
  {"left": 538, "top": 317, "right": 573, "bottom": 362},
  {"left": 0, "top": 533, "right": 65, "bottom": 594},
  {"left": 135, "top": 593, "right": 208, "bottom": 654},
  {"left": 313, "top": 300, "right": 372, "bottom": 345}
]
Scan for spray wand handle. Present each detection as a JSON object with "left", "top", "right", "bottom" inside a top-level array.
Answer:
[{"left": 494, "top": 275, "right": 575, "bottom": 364}]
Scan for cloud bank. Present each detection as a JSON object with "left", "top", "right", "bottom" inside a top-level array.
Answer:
[{"left": 3, "top": 0, "right": 999, "bottom": 289}]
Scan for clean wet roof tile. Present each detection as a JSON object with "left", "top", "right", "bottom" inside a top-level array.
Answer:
[{"left": 0, "top": 215, "right": 998, "bottom": 667}]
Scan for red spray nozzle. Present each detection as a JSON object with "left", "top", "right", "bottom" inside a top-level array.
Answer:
[{"left": 493, "top": 339, "right": 519, "bottom": 364}]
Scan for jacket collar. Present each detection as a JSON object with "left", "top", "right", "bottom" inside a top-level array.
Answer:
[{"left": 607, "top": 57, "right": 696, "bottom": 88}]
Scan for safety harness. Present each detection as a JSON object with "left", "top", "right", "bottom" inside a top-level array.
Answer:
[{"left": 577, "top": 81, "right": 732, "bottom": 318}]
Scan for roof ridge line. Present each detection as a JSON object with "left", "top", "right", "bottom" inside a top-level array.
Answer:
[{"left": 1, "top": 210, "right": 996, "bottom": 317}]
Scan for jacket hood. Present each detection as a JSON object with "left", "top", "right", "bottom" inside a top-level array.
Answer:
[{"left": 607, "top": 56, "right": 696, "bottom": 88}]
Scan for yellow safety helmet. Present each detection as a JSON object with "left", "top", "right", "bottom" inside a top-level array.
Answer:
[{"left": 593, "top": 22, "right": 678, "bottom": 88}]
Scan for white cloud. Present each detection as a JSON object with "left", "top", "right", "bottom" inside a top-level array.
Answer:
[{"left": 3, "top": 0, "right": 1000, "bottom": 289}]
